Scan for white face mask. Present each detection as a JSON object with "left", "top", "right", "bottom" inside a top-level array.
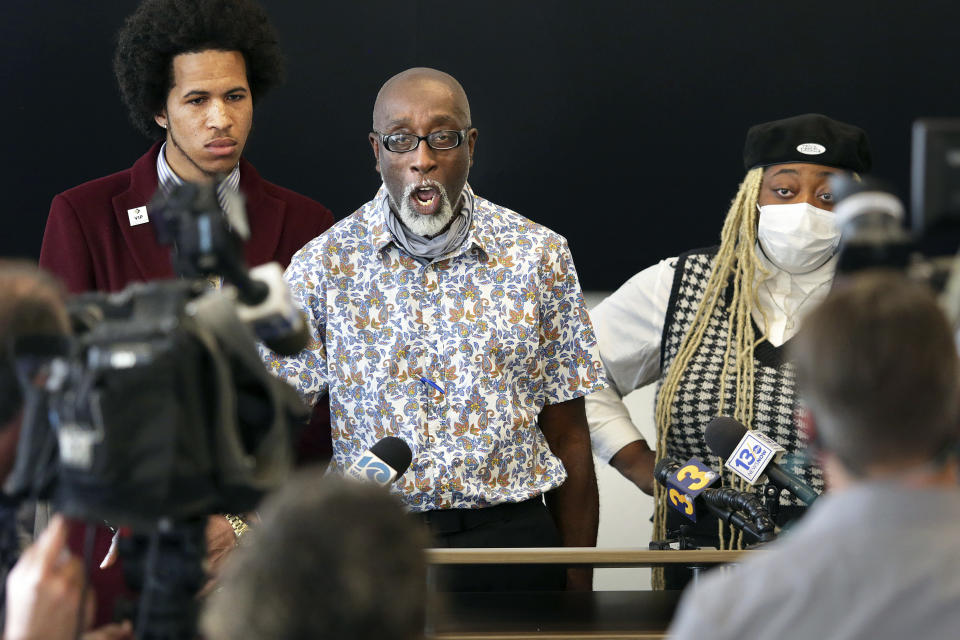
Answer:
[{"left": 756, "top": 203, "right": 840, "bottom": 274}]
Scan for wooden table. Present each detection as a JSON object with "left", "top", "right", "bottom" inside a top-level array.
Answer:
[
  {"left": 429, "top": 590, "right": 681, "bottom": 640},
  {"left": 424, "top": 548, "right": 749, "bottom": 639},
  {"left": 426, "top": 547, "right": 748, "bottom": 568}
]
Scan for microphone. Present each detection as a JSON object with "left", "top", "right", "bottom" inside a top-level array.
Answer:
[
  {"left": 704, "top": 416, "right": 819, "bottom": 505},
  {"left": 654, "top": 457, "right": 776, "bottom": 543},
  {"left": 345, "top": 437, "right": 413, "bottom": 486},
  {"left": 233, "top": 262, "right": 310, "bottom": 355},
  {"left": 830, "top": 174, "right": 913, "bottom": 276},
  {"left": 149, "top": 180, "right": 309, "bottom": 356}
]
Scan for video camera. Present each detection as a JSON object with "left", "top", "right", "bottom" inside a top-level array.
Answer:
[
  {"left": 833, "top": 118, "right": 960, "bottom": 321},
  {"left": 8, "top": 177, "right": 309, "bottom": 639}
]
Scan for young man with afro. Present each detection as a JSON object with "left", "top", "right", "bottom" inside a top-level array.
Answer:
[
  {"left": 35, "top": 0, "right": 335, "bottom": 626},
  {"left": 39, "top": 0, "right": 333, "bottom": 294}
]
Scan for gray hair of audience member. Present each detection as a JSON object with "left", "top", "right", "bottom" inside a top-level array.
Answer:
[
  {"left": 791, "top": 270, "right": 960, "bottom": 475},
  {"left": 0, "top": 261, "right": 69, "bottom": 426},
  {"left": 201, "top": 472, "right": 428, "bottom": 640}
]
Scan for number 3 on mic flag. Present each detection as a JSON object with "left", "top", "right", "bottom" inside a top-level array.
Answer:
[
  {"left": 666, "top": 457, "right": 719, "bottom": 522},
  {"left": 346, "top": 453, "right": 397, "bottom": 486}
]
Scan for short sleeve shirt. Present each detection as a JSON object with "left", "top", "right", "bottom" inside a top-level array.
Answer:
[{"left": 262, "top": 186, "right": 606, "bottom": 511}]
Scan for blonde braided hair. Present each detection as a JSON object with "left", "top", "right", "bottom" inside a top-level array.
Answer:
[{"left": 651, "top": 167, "right": 769, "bottom": 588}]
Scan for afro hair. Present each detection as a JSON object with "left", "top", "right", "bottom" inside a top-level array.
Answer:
[{"left": 113, "top": 0, "right": 284, "bottom": 138}]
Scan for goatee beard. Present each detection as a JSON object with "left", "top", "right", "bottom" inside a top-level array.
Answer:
[{"left": 393, "top": 181, "right": 455, "bottom": 238}]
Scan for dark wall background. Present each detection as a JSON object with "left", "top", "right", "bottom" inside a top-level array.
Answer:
[{"left": 2, "top": 1, "right": 958, "bottom": 291}]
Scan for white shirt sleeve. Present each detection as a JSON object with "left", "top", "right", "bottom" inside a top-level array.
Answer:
[{"left": 586, "top": 258, "right": 675, "bottom": 464}]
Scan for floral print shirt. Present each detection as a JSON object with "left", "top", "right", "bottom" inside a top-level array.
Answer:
[{"left": 262, "top": 185, "right": 606, "bottom": 511}]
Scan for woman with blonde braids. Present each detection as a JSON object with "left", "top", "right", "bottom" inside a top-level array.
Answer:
[{"left": 586, "top": 114, "right": 871, "bottom": 586}]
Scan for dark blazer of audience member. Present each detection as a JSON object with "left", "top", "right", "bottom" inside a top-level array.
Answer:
[
  {"left": 0, "top": 262, "right": 133, "bottom": 640},
  {"left": 0, "top": 264, "right": 69, "bottom": 483}
]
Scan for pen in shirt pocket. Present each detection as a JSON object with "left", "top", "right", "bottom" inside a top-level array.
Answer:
[{"left": 419, "top": 376, "right": 445, "bottom": 396}]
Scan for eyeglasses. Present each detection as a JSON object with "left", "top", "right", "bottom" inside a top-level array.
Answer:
[{"left": 374, "top": 129, "right": 469, "bottom": 153}]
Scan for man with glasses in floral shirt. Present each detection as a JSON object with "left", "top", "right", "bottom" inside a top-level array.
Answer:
[{"left": 263, "top": 67, "right": 604, "bottom": 592}]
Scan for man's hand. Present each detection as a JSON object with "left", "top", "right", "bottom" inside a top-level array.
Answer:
[
  {"left": 4, "top": 514, "right": 94, "bottom": 640},
  {"left": 99, "top": 530, "right": 120, "bottom": 570},
  {"left": 205, "top": 515, "right": 237, "bottom": 578},
  {"left": 198, "top": 515, "right": 240, "bottom": 598},
  {"left": 81, "top": 621, "right": 133, "bottom": 640},
  {"left": 609, "top": 440, "right": 657, "bottom": 495},
  {"left": 540, "top": 396, "right": 599, "bottom": 592}
]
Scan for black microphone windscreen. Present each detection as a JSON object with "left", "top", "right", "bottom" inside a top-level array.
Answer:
[
  {"left": 262, "top": 317, "right": 310, "bottom": 356},
  {"left": 653, "top": 457, "right": 681, "bottom": 486},
  {"left": 370, "top": 436, "right": 413, "bottom": 477},
  {"left": 704, "top": 416, "right": 748, "bottom": 460}
]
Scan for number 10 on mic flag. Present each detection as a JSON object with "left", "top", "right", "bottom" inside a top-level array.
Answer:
[{"left": 666, "top": 457, "right": 719, "bottom": 522}]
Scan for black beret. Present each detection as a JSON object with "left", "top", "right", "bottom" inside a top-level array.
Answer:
[{"left": 743, "top": 113, "right": 872, "bottom": 173}]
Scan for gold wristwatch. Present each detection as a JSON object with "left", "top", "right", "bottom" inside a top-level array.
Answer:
[{"left": 224, "top": 513, "right": 250, "bottom": 543}]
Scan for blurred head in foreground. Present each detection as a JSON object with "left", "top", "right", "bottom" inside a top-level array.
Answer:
[
  {"left": 202, "top": 472, "right": 428, "bottom": 640},
  {"left": 792, "top": 270, "right": 960, "bottom": 484}
]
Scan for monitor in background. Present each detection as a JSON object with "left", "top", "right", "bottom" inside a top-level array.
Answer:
[{"left": 912, "top": 118, "right": 960, "bottom": 255}]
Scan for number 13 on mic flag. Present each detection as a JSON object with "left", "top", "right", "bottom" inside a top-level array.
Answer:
[{"left": 724, "top": 431, "right": 786, "bottom": 484}]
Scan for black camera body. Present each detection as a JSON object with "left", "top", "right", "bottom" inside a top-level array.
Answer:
[
  {"left": 8, "top": 179, "right": 309, "bottom": 639},
  {"left": 33, "top": 280, "right": 301, "bottom": 531},
  {"left": 10, "top": 181, "right": 306, "bottom": 531}
]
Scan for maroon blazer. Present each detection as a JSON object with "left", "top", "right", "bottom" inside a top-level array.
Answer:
[
  {"left": 39, "top": 141, "right": 333, "bottom": 294},
  {"left": 38, "top": 142, "right": 334, "bottom": 627}
]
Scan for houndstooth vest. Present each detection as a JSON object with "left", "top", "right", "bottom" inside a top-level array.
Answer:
[{"left": 656, "top": 247, "right": 823, "bottom": 506}]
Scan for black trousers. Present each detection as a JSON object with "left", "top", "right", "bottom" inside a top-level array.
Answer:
[{"left": 413, "top": 497, "right": 566, "bottom": 592}]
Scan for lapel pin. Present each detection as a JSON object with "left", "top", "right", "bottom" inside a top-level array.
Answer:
[{"left": 127, "top": 206, "right": 149, "bottom": 227}]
